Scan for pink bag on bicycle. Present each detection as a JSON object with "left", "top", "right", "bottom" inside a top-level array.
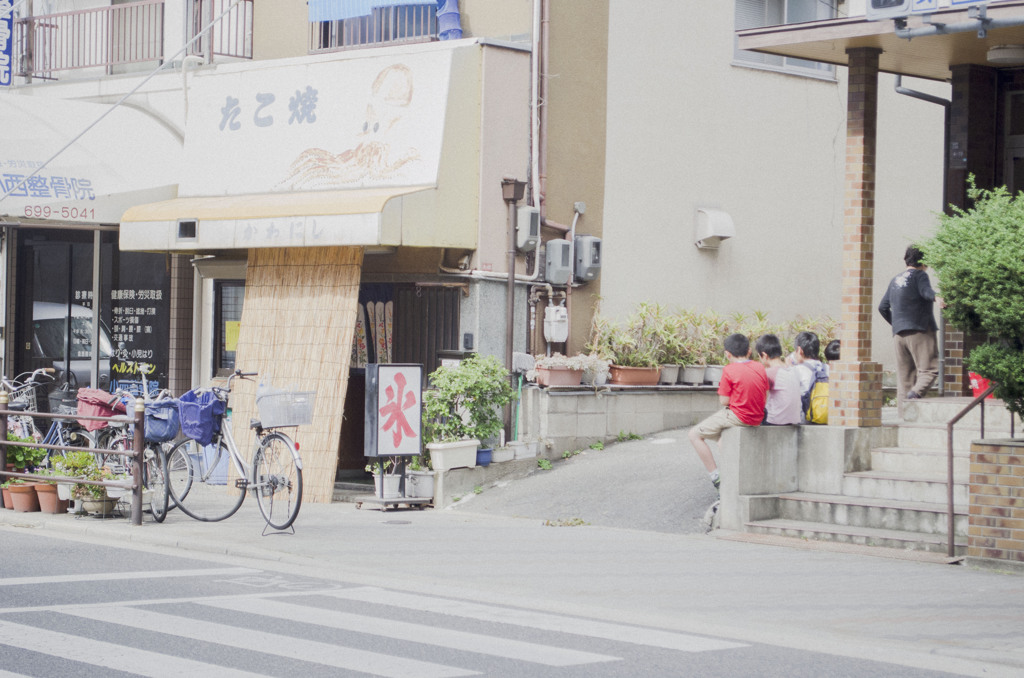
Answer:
[{"left": 76, "top": 388, "right": 126, "bottom": 432}]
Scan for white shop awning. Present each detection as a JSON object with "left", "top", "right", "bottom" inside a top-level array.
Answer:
[{"left": 0, "top": 94, "right": 182, "bottom": 225}]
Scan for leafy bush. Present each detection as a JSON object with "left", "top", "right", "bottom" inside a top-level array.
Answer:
[
  {"left": 423, "top": 354, "right": 514, "bottom": 445},
  {"left": 923, "top": 178, "right": 1024, "bottom": 416}
]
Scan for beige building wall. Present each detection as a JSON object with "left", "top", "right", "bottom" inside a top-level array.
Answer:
[
  {"left": 598, "top": 0, "right": 945, "bottom": 375},
  {"left": 253, "top": 0, "right": 310, "bottom": 60}
]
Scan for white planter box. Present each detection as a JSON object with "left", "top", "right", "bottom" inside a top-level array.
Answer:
[
  {"left": 427, "top": 439, "right": 479, "bottom": 471},
  {"left": 405, "top": 471, "right": 435, "bottom": 499}
]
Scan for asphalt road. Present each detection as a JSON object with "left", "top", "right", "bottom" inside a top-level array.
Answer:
[{"left": 446, "top": 429, "right": 720, "bottom": 534}]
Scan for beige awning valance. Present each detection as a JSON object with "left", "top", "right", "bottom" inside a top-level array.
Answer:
[{"left": 119, "top": 185, "right": 437, "bottom": 251}]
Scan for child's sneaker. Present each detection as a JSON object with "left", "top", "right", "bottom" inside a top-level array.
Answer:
[{"left": 712, "top": 476, "right": 720, "bottom": 490}]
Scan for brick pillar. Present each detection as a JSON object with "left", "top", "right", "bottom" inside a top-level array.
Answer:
[{"left": 832, "top": 47, "right": 883, "bottom": 428}]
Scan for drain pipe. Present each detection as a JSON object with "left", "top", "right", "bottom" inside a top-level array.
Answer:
[{"left": 895, "top": 74, "right": 950, "bottom": 395}]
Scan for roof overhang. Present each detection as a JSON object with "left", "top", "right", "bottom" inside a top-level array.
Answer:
[
  {"left": 120, "top": 185, "right": 434, "bottom": 251},
  {"left": 737, "top": 1, "right": 1024, "bottom": 82},
  {"left": 0, "top": 94, "right": 182, "bottom": 224}
]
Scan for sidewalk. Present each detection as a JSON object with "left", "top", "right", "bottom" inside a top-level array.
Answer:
[{"left": 2, "top": 428, "right": 1024, "bottom": 677}]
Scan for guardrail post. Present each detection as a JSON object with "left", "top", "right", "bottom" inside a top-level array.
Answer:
[
  {"left": 0, "top": 391, "right": 8, "bottom": 509},
  {"left": 131, "top": 397, "right": 145, "bottom": 526}
]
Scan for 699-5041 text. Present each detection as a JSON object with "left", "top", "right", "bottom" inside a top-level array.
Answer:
[{"left": 24, "top": 205, "right": 96, "bottom": 220}]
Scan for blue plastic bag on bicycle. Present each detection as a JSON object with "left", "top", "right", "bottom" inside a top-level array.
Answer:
[
  {"left": 178, "top": 389, "right": 226, "bottom": 446},
  {"left": 144, "top": 399, "right": 180, "bottom": 443}
]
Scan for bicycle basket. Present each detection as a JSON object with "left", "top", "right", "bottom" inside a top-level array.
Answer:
[
  {"left": 76, "top": 387, "right": 127, "bottom": 432},
  {"left": 178, "top": 389, "right": 226, "bottom": 445},
  {"left": 256, "top": 390, "right": 316, "bottom": 428},
  {"left": 48, "top": 386, "right": 79, "bottom": 416},
  {"left": 144, "top": 399, "right": 180, "bottom": 443}
]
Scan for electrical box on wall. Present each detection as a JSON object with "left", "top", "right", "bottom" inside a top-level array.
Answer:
[
  {"left": 516, "top": 206, "right": 539, "bottom": 251},
  {"left": 574, "top": 235, "right": 601, "bottom": 282},
  {"left": 545, "top": 239, "right": 572, "bottom": 285}
]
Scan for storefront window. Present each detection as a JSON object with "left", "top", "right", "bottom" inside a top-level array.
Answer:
[{"left": 214, "top": 280, "right": 245, "bottom": 375}]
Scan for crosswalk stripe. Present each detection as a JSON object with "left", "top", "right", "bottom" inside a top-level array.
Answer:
[
  {"left": 60, "top": 606, "right": 478, "bottom": 678},
  {"left": 203, "top": 597, "right": 621, "bottom": 667},
  {"left": 328, "top": 587, "right": 747, "bottom": 653},
  {"left": 0, "top": 567, "right": 260, "bottom": 587},
  {"left": 0, "top": 620, "right": 264, "bottom": 678}
]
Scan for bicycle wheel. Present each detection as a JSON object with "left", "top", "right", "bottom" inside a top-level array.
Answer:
[
  {"left": 146, "top": 444, "right": 169, "bottom": 523},
  {"left": 253, "top": 432, "right": 303, "bottom": 531},
  {"left": 166, "top": 437, "right": 245, "bottom": 522}
]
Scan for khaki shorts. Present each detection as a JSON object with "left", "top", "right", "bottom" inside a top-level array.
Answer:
[{"left": 695, "top": 408, "right": 750, "bottom": 442}]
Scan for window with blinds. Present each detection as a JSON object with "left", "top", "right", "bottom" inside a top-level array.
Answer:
[{"left": 734, "top": 0, "right": 837, "bottom": 78}]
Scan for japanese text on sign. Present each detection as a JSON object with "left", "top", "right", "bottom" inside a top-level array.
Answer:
[{"left": 219, "top": 86, "right": 319, "bottom": 131}]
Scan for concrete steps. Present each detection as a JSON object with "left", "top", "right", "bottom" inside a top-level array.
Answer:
[
  {"left": 745, "top": 518, "right": 966, "bottom": 555},
  {"left": 742, "top": 398, "right": 989, "bottom": 555},
  {"left": 771, "top": 492, "right": 966, "bottom": 536}
]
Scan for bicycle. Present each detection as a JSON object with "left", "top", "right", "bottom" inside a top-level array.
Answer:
[
  {"left": 163, "top": 369, "right": 308, "bottom": 532},
  {"left": 1, "top": 369, "right": 97, "bottom": 463},
  {"left": 98, "top": 353, "right": 176, "bottom": 523}
]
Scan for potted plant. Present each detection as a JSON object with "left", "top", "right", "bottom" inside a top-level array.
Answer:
[
  {"left": 422, "top": 354, "right": 515, "bottom": 470},
  {"left": 6, "top": 432, "right": 44, "bottom": 472},
  {"left": 52, "top": 450, "right": 122, "bottom": 516},
  {"left": 6, "top": 478, "right": 41, "bottom": 512},
  {"left": 365, "top": 457, "right": 401, "bottom": 499},
  {"left": 405, "top": 456, "right": 434, "bottom": 499},
  {"left": 587, "top": 304, "right": 662, "bottom": 385},
  {"left": 527, "top": 353, "right": 608, "bottom": 387},
  {"left": 1, "top": 479, "right": 13, "bottom": 510},
  {"left": 31, "top": 468, "right": 70, "bottom": 514}
]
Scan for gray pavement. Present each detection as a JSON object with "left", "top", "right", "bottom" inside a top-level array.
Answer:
[{"left": 2, "top": 427, "right": 1024, "bottom": 677}]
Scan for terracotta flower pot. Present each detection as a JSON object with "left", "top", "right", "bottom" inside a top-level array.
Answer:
[
  {"left": 609, "top": 365, "right": 660, "bottom": 386},
  {"left": 9, "top": 483, "right": 41, "bottom": 512},
  {"left": 535, "top": 366, "right": 583, "bottom": 387},
  {"left": 35, "top": 484, "right": 70, "bottom": 514},
  {"left": 2, "top": 486, "right": 12, "bottom": 510}
]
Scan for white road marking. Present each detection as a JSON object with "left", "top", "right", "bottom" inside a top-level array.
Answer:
[
  {"left": 328, "top": 587, "right": 747, "bottom": 652},
  {"left": 203, "top": 596, "right": 620, "bottom": 667},
  {"left": 0, "top": 567, "right": 260, "bottom": 587},
  {"left": 0, "top": 620, "right": 265, "bottom": 678},
  {"left": 60, "top": 605, "right": 478, "bottom": 678}
]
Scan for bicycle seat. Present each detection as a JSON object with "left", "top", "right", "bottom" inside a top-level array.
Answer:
[{"left": 6, "top": 401, "right": 28, "bottom": 412}]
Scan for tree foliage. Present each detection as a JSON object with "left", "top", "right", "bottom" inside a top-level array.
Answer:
[{"left": 923, "top": 178, "right": 1024, "bottom": 415}]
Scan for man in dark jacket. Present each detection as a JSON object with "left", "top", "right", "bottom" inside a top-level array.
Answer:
[{"left": 878, "top": 246, "right": 942, "bottom": 401}]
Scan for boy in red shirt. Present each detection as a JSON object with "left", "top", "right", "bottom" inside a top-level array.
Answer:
[{"left": 687, "top": 333, "right": 770, "bottom": 490}]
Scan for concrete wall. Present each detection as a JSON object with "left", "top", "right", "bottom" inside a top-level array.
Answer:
[
  {"left": 519, "top": 386, "right": 721, "bottom": 456},
  {"left": 597, "top": 1, "right": 946, "bottom": 377},
  {"left": 717, "top": 425, "right": 899, "bottom": 531}
]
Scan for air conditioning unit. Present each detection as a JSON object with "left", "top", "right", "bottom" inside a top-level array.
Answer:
[
  {"left": 865, "top": 0, "right": 912, "bottom": 21},
  {"left": 516, "top": 206, "right": 539, "bottom": 251}
]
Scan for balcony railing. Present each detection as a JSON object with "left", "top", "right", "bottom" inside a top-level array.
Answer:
[
  {"left": 187, "top": 0, "right": 253, "bottom": 62},
  {"left": 15, "top": 0, "right": 164, "bottom": 80},
  {"left": 11, "top": 0, "right": 252, "bottom": 82},
  {"left": 310, "top": 3, "right": 437, "bottom": 54}
]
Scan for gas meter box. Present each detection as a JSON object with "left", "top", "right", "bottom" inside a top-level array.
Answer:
[
  {"left": 544, "top": 304, "right": 569, "bottom": 343},
  {"left": 545, "top": 239, "right": 572, "bottom": 285},
  {"left": 574, "top": 235, "right": 601, "bottom": 282}
]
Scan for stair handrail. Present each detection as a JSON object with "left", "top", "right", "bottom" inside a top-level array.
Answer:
[{"left": 945, "top": 381, "right": 1000, "bottom": 558}]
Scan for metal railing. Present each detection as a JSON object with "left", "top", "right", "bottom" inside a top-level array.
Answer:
[
  {"left": 944, "top": 381, "right": 1016, "bottom": 559},
  {"left": 0, "top": 393, "right": 146, "bottom": 526},
  {"left": 187, "top": 0, "right": 253, "bottom": 61},
  {"left": 310, "top": 3, "right": 437, "bottom": 53},
  {"left": 14, "top": 0, "right": 164, "bottom": 80}
]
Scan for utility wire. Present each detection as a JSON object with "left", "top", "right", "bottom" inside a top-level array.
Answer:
[{"left": 0, "top": 0, "right": 241, "bottom": 205}]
